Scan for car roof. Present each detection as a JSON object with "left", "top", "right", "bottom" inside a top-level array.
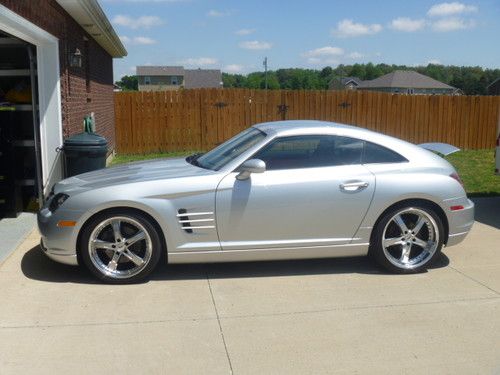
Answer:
[
  {"left": 253, "top": 120, "right": 357, "bottom": 134},
  {"left": 253, "top": 120, "right": 388, "bottom": 142}
]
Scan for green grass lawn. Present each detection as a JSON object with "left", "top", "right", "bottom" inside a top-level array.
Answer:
[
  {"left": 446, "top": 149, "right": 499, "bottom": 197},
  {"left": 111, "top": 149, "right": 499, "bottom": 197}
]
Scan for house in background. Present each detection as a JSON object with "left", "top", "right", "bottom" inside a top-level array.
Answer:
[
  {"left": 487, "top": 78, "right": 500, "bottom": 95},
  {"left": 330, "top": 70, "right": 461, "bottom": 95},
  {"left": 357, "top": 70, "right": 461, "bottom": 95},
  {"left": 329, "top": 77, "right": 363, "bottom": 90},
  {"left": 0, "top": 0, "right": 126, "bottom": 217},
  {"left": 137, "top": 66, "right": 222, "bottom": 91}
]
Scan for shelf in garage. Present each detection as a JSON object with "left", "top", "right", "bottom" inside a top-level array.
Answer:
[
  {"left": 0, "top": 69, "right": 31, "bottom": 76},
  {"left": 13, "top": 140, "right": 35, "bottom": 147}
]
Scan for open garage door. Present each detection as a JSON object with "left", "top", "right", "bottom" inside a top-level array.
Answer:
[
  {"left": 0, "top": 5, "right": 63, "bottom": 216},
  {"left": 0, "top": 34, "right": 42, "bottom": 215}
]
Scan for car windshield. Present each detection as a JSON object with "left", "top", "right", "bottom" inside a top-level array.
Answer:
[{"left": 192, "top": 127, "right": 266, "bottom": 170}]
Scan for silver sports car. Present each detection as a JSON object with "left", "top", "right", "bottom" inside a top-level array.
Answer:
[{"left": 38, "top": 120, "right": 474, "bottom": 283}]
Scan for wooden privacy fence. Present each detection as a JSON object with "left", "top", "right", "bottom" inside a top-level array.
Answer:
[{"left": 114, "top": 89, "right": 500, "bottom": 154}]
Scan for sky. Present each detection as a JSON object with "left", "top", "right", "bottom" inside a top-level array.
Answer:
[{"left": 99, "top": 0, "right": 500, "bottom": 81}]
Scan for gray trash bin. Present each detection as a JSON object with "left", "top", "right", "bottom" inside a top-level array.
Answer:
[{"left": 63, "top": 132, "right": 108, "bottom": 177}]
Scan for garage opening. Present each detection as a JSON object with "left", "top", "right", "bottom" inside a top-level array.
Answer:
[{"left": 0, "top": 30, "right": 43, "bottom": 218}]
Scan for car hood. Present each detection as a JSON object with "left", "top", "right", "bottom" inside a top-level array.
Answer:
[{"left": 54, "top": 157, "right": 216, "bottom": 194}]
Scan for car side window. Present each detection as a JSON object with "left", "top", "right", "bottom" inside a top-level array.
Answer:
[
  {"left": 363, "top": 142, "right": 408, "bottom": 164},
  {"left": 252, "top": 135, "right": 363, "bottom": 170}
]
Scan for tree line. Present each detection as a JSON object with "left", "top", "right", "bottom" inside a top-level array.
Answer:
[{"left": 115, "top": 63, "right": 500, "bottom": 95}]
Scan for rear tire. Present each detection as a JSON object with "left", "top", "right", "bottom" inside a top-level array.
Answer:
[
  {"left": 79, "top": 210, "right": 162, "bottom": 284},
  {"left": 370, "top": 204, "right": 444, "bottom": 274}
]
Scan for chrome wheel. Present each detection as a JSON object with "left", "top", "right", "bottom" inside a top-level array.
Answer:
[
  {"left": 88, "top": 216, "right": 153, "bottom": 279},
  {"left": 382, "top": 208, "right": 440, "bottom": 270}
]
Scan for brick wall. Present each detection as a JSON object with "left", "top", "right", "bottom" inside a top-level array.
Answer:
[{"left": 0, "top": 0, "right": 116, "bottom": 151}]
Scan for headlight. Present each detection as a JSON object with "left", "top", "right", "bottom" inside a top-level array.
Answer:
[{"left": 49, "top": 193, "right": 69, "bottom": 212}]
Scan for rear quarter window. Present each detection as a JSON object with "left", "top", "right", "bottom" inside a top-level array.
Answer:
[{"left": 363, "top": 142, "right": 408, "bottom": 164}]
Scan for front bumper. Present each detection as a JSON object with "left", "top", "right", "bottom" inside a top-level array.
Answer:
[
  {"left": 40, "top": 237, "right": 78, "bottom": 265},
  {"left": 37, "top": 207, "right": 84, "bottom": 266},
  {"left": 445, "top": 198, "right": 475, "bottom": 247}
]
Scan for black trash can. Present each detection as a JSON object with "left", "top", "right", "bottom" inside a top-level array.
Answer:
[{"left": 63, "top": 132, "right": 108, "bottom": 177}]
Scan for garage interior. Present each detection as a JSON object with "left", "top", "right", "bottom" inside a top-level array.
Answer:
[{"left": 0, "top": 30, "right": 42, "bottom": 218}]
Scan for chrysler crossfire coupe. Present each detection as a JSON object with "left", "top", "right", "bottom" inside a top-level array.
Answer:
[{"left": 38, "top": 121, "right": 474, "bottom": 283}]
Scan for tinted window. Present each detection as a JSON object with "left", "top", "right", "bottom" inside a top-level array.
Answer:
[
  {"left": 363, "top": 142, "right": 407, "bottom": 164},
  {"left": 252, "top": 135, "right": 363, "bottom": 170}
]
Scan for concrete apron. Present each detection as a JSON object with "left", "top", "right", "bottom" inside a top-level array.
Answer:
[{"left": 0, "top": 213, "right": 36, "bottom": 264}]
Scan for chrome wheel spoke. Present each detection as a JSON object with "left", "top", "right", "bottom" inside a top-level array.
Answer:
[
  {"left": 91, "top": 239, "right": 115, "bottom": 250},
  {"left": 107, "top": 252, "right": 121, "bottom": 272},
  {"left": 413, "top": 237, "right": 430, "bottom": 249},
  {"left": 400, "top": 245, "right": 411, "bottom": 264},
  {"left": 412, "top": 217, "right": 426, "bottom": 235},
  {"left": 126, "top": 231, "right": 146, "bottom": 246},
  {"left": 384, "top": 237, "right": 403, "bottom": 247},
  {"left": 122, "top": 249, "right": 145, "bottom": 266},
  {"left": 111, "top": 220, "right": 122, "bottom": 241},
  {"left": 393, "top": 214, "right": 409, "bottom": 234}
]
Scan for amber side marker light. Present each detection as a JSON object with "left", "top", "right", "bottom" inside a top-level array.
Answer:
[
  {"left": 450, "top": 205, "right": 464, "bottom": 211},
  {"left": 57, "top": 220, "right": 77, "bottom": 227}
]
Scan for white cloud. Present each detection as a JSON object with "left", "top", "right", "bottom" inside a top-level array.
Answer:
[
  {"left": 308, "top": 58, "right": 320, "bottom": 64},
  {"left": 134, "top": 36, "right": 157, "bottom": 44},
  {"left": 331, "top": 19, "right": 382, "bottom": 38},
  {"left": 301, "top": 46, "right": 367, "bottom": 65},
  {"left": 427, "top": 2, "right": 478, "bottom": 17},
  {"left": 302, "top": 46, "right": 344, "bottom": 58},
  {"left": 112, "top": 15, "right": 164, "bottom": 29},
  {"left": 120, "top": 36, "right": 157, "bottom": 45},
  {"left": 390, "top": 17, "right": 426, "bottom": 32},
  {"left": 239, "top": 40, "right": 272, "bottom": 50},
  {"left": 207, "top": 9, "right": 231, "bottom": 17},
  {"left": 431, "top": 17, "right": 475, "bottom": 31},
  {"left": 223, "top": 64, "right": 245, "bottom": 73},
  {"left": 180, "top": 57, "right": 218, "bottom": 67},
  {"left": 235, "top": 28, "right": 256, "bottom": 35},
  {"left": 348, "top": 52, "right": 364, "bottom": 59}
]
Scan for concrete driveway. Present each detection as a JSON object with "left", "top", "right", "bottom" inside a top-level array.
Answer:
[{"left": 0, "top": 198, "right": 499, "bottom": 375}]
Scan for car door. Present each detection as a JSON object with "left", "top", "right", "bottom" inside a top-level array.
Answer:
[{"left": 215, "top": 135, "right": 375, "bottom": 251}]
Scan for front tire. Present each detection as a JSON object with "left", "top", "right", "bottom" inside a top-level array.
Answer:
[
  {"left": 370, "top": 205, "right": 444, "bottom": 273},
  {"left": 79, "top": 210, "right": 162, "bottom": 284}
]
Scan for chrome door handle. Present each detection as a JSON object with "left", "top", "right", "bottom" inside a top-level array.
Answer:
[{"left": 340, "top": 181, "right": 369, "bottom": 193}]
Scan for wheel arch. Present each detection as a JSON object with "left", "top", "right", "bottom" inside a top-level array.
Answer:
[
  {"left": 76, "top": 207, "right": 168, "bottom": 265},
  {"left": 369, "top": 198, "right": 449, "bottom": 247}
]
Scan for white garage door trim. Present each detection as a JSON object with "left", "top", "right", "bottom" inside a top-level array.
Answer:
[{"left": 0, "top": 4, "right": 63, "bottom": 196}]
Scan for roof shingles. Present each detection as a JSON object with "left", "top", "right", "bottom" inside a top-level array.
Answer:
[
  {"left": 136, "top": 66, "right": 184, "bottom": 76},
  {"left": 358, "top": 70, "right": 455, "bottom": 90}
]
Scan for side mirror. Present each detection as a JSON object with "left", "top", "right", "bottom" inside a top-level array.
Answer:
[{"left": 236, "top": 159, "right": 266, "bottom": 180}]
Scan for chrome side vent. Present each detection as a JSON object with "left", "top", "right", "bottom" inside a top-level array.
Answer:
[
  {"left": 177, "top": 209, "right": 192, "bottom": 233},
  {"left": 177, "top": 209, "right": 215, "bottom": 233}
]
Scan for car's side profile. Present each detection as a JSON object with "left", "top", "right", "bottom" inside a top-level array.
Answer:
[{"left": 38, "top": 120, "right": 474, "bottom": 283}]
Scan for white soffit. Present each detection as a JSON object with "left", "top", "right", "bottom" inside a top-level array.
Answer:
[{"left": 56, "top": 0, "right": 127, "bottom": 58}]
